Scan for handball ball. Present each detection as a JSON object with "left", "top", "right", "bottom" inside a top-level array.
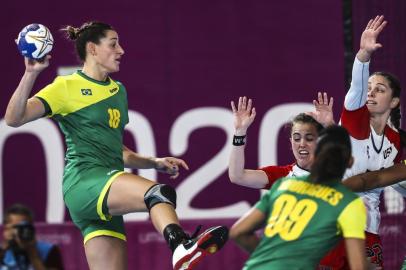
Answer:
[{"left": 16, "top": 23, "right": 53, "bottom": 59}]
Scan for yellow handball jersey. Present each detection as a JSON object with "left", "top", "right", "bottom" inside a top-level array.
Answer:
[{"left": 35, "top": 71, "right": 129, "bottom": 195}]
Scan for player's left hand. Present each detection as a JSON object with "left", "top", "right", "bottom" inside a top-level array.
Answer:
[
  {"left": 155, "top": 157, "right": 189, "bottom": 179},
  {"left": 307, "top": 92, "right": 335, "bottom": 127}
]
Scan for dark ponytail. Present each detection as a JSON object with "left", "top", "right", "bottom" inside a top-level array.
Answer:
[
  {"left": 60, "top": 21, "right": 114, "bottom": 61},
  {"left": 63, "top": 25, "right": 80, "bottom": 40},
  {"left": 372, "top": 72, "right": 406, "bottom": 148},
  {"left": 310, "top": 126, "right": 351, "bottom": 183},
  {"left": 390, "top": 105, "right": 406, "bottom": 147}
]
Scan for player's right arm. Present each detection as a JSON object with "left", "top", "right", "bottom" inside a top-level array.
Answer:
[
  {"left": 228, "top": 96, "right": 269, "bottom": 189},
  {"left": 5, "top": 57, "right": 50, "bottom": 127}
]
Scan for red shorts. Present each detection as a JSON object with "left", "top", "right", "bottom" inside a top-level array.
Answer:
[
  {"left": 365, "top": 232, "right": 383, "bottom": 268},
  {"left": 317, "top": 232, "right": 384, "bottom": 270}
]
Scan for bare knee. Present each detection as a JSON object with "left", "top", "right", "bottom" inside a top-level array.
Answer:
[
  {"left": 107, "top": 174, "right": 156, "bottom": 214},
  {"left": 106, "top": 174, "right": 177, "bottom": 216}
]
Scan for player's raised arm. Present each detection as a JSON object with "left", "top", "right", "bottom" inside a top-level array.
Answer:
[
  {"left": 228, "top": 96, "right": 269, "bottom": 188},
  {"left": 344, "top": 15, "right": 387, "bottom": 111},
  {"left": 6, "top": 25, "right": 53, "bottom": 127},
  {"left": 5, "top": 57, "right": 50, "bottom": 127}
]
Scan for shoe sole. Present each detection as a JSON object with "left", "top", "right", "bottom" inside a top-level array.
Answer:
[{"left": 174, "top": 226, "right": 228, "bottom": 270}]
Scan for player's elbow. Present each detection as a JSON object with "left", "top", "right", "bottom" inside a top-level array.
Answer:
[
  {"left": 228, "top": 170, "right": 244, "bottom": 185},
  {"left": 4, "top": 116, "right": 23, "bottom": 128}
]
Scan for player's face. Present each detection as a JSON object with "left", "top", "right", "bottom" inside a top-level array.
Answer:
[
  {"left": 367, "top": 75, "right": 399, "bottom": 116},
  {"left": 2, "top": 214, "right": 28, "bottom": 242},
  {"left": 93, "top": 30, "right": 125, "bottom": 73},
  {"left": 290, "top": 122, "right": 318, "bottom": 170}
]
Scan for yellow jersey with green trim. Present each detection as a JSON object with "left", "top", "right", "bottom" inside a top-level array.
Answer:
[
  {"left": 244, "top": 176, "right": 366, "bottom": 270},
  {"left": 35, "top": 71, "right": 129, "bottom": 195}
]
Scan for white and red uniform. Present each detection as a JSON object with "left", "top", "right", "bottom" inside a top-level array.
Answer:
[
  {"left": 341, "top": 106, "right": 401, "bottom": 232},
  {"left": 341, "top": 58, "right": 402, "bottom": 235},
  {"left": 260, "top": 164, "right": 309, "bottom": 189},
  {"left": 324, "top": 57, "right": 403, "bottom": 270}
]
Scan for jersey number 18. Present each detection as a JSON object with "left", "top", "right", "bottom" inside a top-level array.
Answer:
[{"left": 108, "top": 108, "right": 121, "bottom": 128}]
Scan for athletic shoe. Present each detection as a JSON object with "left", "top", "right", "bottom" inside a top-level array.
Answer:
[{"left": 172, "top": 225, "right": 228, "bottom": 270}]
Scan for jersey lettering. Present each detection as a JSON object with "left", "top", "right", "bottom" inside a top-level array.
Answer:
[
  {"left": 383, "top": 146, "right": 392, "bottom": 159},
  {"left": 367, "top": 145, "right": 370, "bottom": 159}
]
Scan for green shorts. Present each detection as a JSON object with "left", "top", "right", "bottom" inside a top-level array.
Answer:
[{"left": 64, "top": 167, "right": 126, "bottom": 244}]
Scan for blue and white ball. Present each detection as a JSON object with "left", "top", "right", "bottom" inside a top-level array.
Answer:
[{"left": 16, "top": 24, "right": 54, "bottom": 59}]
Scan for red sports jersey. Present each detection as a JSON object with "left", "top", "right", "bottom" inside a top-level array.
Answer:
[{"left": 260, "top": 164, "right": 309, "bottom": 189}]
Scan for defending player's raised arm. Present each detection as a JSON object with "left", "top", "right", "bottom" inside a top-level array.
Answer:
[
  {"left": 228, "top": 96, "right": 269, "bottom": 188},
  {"left": 344, "top": 16, "right": 387, "bottom": 111},
  {"left": 122, "top": 145, "right": 189, "bottom": 179},
  {"left": 307, "top": 92, "right": 335, "bottom": 127},
  {"left": 5, "top": 57, "right": 50, "bottom": 127},
  {"left": 343, "top": 163, "right": 406, "bottom": 192},
  {"left": 356, "top": 15, "right": 387, "bottom": 63}
]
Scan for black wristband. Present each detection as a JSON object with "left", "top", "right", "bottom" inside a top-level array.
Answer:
[{"left": 233, "top": 135, "right": 246, "bottom": 146}]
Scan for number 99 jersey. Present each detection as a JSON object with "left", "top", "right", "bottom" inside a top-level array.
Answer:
[{"left": 243, "top": 176, "right": 366, "bottom": 270}]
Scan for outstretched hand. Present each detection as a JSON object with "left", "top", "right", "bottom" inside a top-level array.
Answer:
[
  {"left": 231, "top": 96, "right": 256, "bottom": 135},
  {"left": 155, "top": 157, "right": 189, "bottom": 179},
  {"left": 307, "top": 92, "right": 335, "bottom": 127},
  {"left": 357, "top": 15, "right": 387, "bottom": 62}
]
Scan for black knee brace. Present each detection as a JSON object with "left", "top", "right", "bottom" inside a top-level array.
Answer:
[{"left": 144, "top": 184, "right": 177, "bottom": 210}]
